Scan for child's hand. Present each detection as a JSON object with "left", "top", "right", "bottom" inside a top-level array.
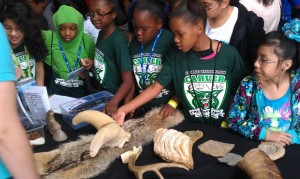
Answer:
[
  {"left": 15, "top": 66, "right": 22, "bottom": 80},
  {"left": 81, "top": 58, "right": 93, "bottom": 70},
  {"left": 104, "top": 100, "right": 118, "bottom": 117},
  {"left": 266, "top": 130, "right": 293, "bottom": 146},
  {"left": 112, "top": 110, "right": 126, "bottom": 126},
  {"left": 159, "top": 104, "right": 177, "bottom": 118}
]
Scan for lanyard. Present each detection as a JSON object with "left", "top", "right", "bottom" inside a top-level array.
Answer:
[
  {"left": 11, "top": 46, "right": 31, "bottom": 78},
  {"left": 140, "top": 28, "right": 162, "bottom": 88},
  {"left": 58, "top": 40, "right": 82, "bottom": 72}
]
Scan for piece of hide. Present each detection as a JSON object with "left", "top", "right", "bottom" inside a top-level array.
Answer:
[{"left": 34, "top": 107, "right": 184, "bottom": 178}]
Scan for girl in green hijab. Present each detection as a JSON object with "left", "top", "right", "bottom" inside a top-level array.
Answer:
[{"left": 43, "top": 5, "right": 95, "bottom": 98}]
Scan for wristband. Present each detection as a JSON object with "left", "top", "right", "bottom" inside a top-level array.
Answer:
[{"left": 168, "top": 99, "right": 178, "bottom": 109}]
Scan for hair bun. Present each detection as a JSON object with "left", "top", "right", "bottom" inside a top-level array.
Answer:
[{"left": 282, "top": 18, "right": 300, "bottom": 42}]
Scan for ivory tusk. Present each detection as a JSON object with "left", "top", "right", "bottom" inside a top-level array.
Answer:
[{"left": 72, "top": 110, "right": 116, "bottom": 130}]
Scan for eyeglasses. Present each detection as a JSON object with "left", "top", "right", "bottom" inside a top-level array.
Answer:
[
  {"left": 203, "top": 3, "right": 219, "bottom": 11},
  {"left": 4, "top": 26, "right": 23, "bottom": 34},
  {"left": 87, "top": 10, "right": 114, "bottom": 20},
  {"left": 256, "top": 57, "right": 279, "bottom": 66}
]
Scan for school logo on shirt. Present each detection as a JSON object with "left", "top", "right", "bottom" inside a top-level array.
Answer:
[
  {"left": 133, "top": 54, "right": 170, "bottom": 98},
  {"left": 13, "top": 52, "right": 35, "bottom": 81},
  {"left": 183, "top": 70, "right": 227, "bottom": 119},
  {"left": 94, "top": 49, "right": 106, "bottom": 84}
]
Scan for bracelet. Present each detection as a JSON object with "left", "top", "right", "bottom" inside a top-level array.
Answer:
[{"left": 168, "top": 99, "right": 178, "bottom": 109}]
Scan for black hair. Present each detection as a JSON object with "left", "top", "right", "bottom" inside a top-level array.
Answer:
[
  {"left": 89, "top": 0, "right": 127, "bottom": 26},
  {"left": 0, "top": 1, "right": 48, "bottom": 61},
  {"left": 260, "top": 31, "right": 298, "bottom": 71},
  {"left": 169, "top": 0, "right": 184, "bottom": 12},
  {"left": 134, "top": 0, "right": 164, "bottom": 20},
  {"left": 257, "top": 0, "right": 274, "bottom": 6},
  {"left": 70, "top": 0, "right": 89, "bottom": 19},
  {"left": 170, "top": 0, "right": 207, "bottom": 27},
  {"left": 32, "top": 0, "right": 49, "bottom": 3}
]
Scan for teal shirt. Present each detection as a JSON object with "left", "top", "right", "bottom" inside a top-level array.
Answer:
[{"left": 0, "top": 23, "right": 15, "bottom": 178}]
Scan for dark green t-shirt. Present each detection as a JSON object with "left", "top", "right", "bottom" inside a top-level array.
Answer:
[
  {"left": 48, "top": 70, "right": 87, "bottom": 98},
  {"left": 156, "top": 43, "right": 247, "bottom": 126},
  {"left": 94, "top": 28, "right": 132, "bottom": 94},
  {"left": 129, "top": 29, "right": 174, "bottom": 107},
  {"left": 12, "top": 44, "right": 36, "bottom": 82}
]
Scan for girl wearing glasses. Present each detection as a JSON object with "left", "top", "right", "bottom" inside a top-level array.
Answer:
[
  {"left": 86, "top": 0, "right": 134, "bottom": 116},
  {"left": 43, "top": 5, "right": 95, "bottom": 98},
  {"left": 200, "top": 0, "right": 265, "bottom": 74},
  {"left": 113, "top": 0, "right": 247, "bottom": 126},
  {"left": 226, "top": 30, "right": 300, "bottom": 146},
  {"left": 0, "top": 1, "right": 48, "bottom": 86}
]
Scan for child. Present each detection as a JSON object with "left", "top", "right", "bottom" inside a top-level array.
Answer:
[
  {"left": 129, "top": 0, "right": 176, "bottom": 118},
  {"left": 226, "top": 30, "right": 300, "bottom": 146},
  {"left": 26, "top": 0, "right": 50, "bottom": 30},
  {"left": 0, "top": 1, "right": 48, "bottom": 86},
  {"left": 0, "top": 22, "right": 39, "bottom": 179},
  {"left": 70, "top": 0, "right": 100, "bottom": 43},
  {"left": 200, "top": 0, "right": 265, "bottom": 73},
  {"left": 87, "top": 0, "right": 134, "bottom": 115},
  {"left": 113, "top": 0, "right": 247, "bottom": 126},
  {"left": 239, "top": 0, "right": 281, "bottom": 33},
  {"left": 43, "top": 5, "right": 95, "bottom": 98}
]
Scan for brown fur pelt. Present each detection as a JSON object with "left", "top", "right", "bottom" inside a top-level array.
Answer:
[{"left": 34, "top": 107, "right": 184, "bottom": 178}]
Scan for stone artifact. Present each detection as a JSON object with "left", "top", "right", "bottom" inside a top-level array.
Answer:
[
  {"left": 46, "top": 110, "right": 67, "bottom": 142},
  {"left": 258, "top": 142, "right": 285, "bottom": 161},
  {"left": 198, "top": 140, "right": 234, "bottom": 157}
]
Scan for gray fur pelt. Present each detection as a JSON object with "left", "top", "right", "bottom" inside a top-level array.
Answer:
[{"left": 34, "top": 107, "right": 184, "bottom": 178}]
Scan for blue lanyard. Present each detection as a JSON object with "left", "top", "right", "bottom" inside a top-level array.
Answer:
[
  {"left": 58, "top": 40, "right": 82, "bottom": 72},
  {"left": 140, "top": 28, "right": 162, "bottom": 88}
]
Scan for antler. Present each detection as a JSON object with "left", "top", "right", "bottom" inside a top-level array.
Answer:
[{"left": 124, "top": 146, "right": 189, "bottom": 179}]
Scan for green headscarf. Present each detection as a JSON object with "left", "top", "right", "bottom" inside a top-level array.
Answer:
[{"left": 43, "top": 5, "right": 94, "bottom": 79}]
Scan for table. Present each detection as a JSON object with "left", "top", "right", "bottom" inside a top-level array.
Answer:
[{"left": 34, "top": 116, "right": 300, "bottom": 179}]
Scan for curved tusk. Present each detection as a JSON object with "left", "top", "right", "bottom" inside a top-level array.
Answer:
[
  {"left": 89, "top": 123, "right": 120, "bottom": 157},
  {"left": 72, "top": 110, "right": 116, "bottom": 130}
]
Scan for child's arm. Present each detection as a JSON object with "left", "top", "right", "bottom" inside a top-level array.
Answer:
[
  {"left": 113, "top": 81, "right": 164, "bottom": 125},
  {"left": 159, "top": 95, "right": 179, "bottom": 118},
  {"left": 104, "top": 71, "right": 134, "bottom": 115},
  {"left": 35, "top": 61, "right": 44, "bottom": 86},
  {"left": 226, "top": 77, "right": 263, "bottom": 140}
]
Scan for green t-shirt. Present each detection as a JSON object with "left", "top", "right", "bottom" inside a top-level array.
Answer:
[
  {"left": 12, "top": 44, "right": 36, "bottom": 82},
  {"left": 48, "top": 70, "right": 87, "bottom": 98},
  {"left": 43, "top": 33, "right": 94, "bottom": 98},
  {"left": 129, "top": 29, "right": 174, "bottom": 107},
  {"left": 156, "top": 43, "right": 247, "bottom": 126},
  {"left": 94, "top": 28, "right": 132, "bottom": 94}
]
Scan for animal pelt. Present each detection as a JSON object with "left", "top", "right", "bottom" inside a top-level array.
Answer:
[{"left": 34, "top": 107, "right": 184, "bottom": 179}]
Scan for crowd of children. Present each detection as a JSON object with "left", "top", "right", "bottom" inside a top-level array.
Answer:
[{"left": 0, "top": 0, "right": 300, "bottom": 177}]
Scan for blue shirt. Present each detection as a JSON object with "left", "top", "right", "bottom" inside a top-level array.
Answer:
[
  {"left": 258, "top": 87, "right": 292, "bottom": 132},
  {"left": 0, "top": 23, "right": 15, "bottom": 179}
]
